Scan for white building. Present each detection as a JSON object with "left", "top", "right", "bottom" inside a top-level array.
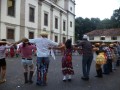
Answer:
[
  {"left": 86, "top": 28, "right": 120, "bottom": 42},
  {"left": 0, "top": 0, "right": 75, "bottom": 43}
]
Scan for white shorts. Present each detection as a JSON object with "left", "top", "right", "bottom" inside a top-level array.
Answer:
[{"left": 21, "top": 58, "right": 33, "bottom": 67}]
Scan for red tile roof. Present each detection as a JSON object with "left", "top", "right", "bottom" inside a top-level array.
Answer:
[{"left": 86, "top": 28, "right": 120, "bottom": 36}]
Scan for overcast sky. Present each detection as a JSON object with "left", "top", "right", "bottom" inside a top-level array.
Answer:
[{"left": 75, "top": 0, "right": 120, "bottom": 20}]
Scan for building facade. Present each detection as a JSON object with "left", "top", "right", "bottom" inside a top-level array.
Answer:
[
  {"left": 86, "top": 28, "right": 120, "bottom": 42},
  {"left": 0, "top": 0, "right": 75, "bottom": 43}
]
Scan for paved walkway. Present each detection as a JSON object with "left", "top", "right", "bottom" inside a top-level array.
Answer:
[{"left": 0, "top": 55, "right": 120, "bottom": 90}]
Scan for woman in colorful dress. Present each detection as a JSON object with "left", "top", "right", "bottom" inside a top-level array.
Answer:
[{"left": 58, "top": 39, "right": 77, "bottom": 82}]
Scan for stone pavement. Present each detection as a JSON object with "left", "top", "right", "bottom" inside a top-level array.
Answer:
[{"left": 0, "top": 55, "right": 120, "bottom": 90}]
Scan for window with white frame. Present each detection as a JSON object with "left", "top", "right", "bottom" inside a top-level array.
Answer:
[
  {"left": 29, "top": 32, "right": 34, "bottom": 39},
  {"left": 55, "top": 17, "right": 58, "bottom": 29},
  {"left": 63, "top": 20, "right": 66, "bottom": 31},
  {"left": 70, "top": 21, "right": 72, "bottom": 27},
  {"left": 7, "top": 28, "right": 14, "bottom": 39},
  {"left": 100, "top": 36, "right": 105, "bottom": 40},
  {"left": 111, "top": 36, "right": 117, "bottom": 40},
  {"left": 70, "top": 7, "right": 72, "bottom": 11},
  {"left": 63, "top": 37, "right": 66, "bottom": 43},
  {"left": 44, "top": 13, "right": 48, "bottom": 26},
  {"left": 89, "top": 36, "right": 94, "bottom": 40},
  {"left": 7, "top": 0, "right": 15, "bottom": 17},
  {"left": 54, "top": 35, "right": 58, "bottom": 42},
  {"left": 29, "top": 5, "right": 35, "bottom": 22}
]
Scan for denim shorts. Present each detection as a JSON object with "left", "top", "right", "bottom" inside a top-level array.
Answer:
[{"left": 21, "top": 58, "right": 33, "bottom": 67}]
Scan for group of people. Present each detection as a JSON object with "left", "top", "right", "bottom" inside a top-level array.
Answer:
[
  {"left": 93, "top": 41, "right": 120, "bottom": 78},
  {"left": 0, "top": 33, "right": 120, "bottom": 86}
]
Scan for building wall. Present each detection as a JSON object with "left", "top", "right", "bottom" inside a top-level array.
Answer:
[
  {"left": 20, "top": 0, "right": 25, "bottom": 39},
  {"left": 68, "top": 0, "right": 75, "bottom": 14},
  {"left": 62, "top": 14, "right": 67, "bottom": 35},
  {"left": 41, "top": 2, "right": 51, "bottom": 39},
  {"left": 0, "top": 0, "right": 75, "bottom": 43},
  {"left": 68, "top": 15, "right": 75, "bottom": 35},
  {"left": 57, "top": 0, "right": 65, "bottom": 9},
  {"left": 1, "top": 0, "right": 20, "bottom": 25},
  {"left": 117, "top": 36, "right": 120, "bottom": 41},
  {"left": 53, "top": 8, "right": 60, "bottom": 34},
  {"left": 89, "top": 36, "right": 120, "bottom": 42},
  {"left": 25, "top": 0, "right": 38, "bottom": 29},
  {"left": 24, "top": 0, "right": 38, "bottom": 38},
  {"left": 0, "top": 0, "right": 21, "bottom": 41},
  {"left": 67, "top": 0, "right": 75, "bottom": 43}
]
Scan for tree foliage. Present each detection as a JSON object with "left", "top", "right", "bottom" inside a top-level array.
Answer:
[
  {"left": 111, "top": 8, "right": 120, "bottom": 28},
  {"left": 75, "top": 17, "right": 101, "bottom": 40},
  {"left": 75, "top": 7, "right": 120, "bottom": 41}
]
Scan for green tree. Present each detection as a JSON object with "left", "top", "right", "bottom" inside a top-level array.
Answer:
[
  {"left": 97, "top": 19, "right": 112, "bottom": 29},
  {"left": 91, "top": 18, "right": 101, "bottom": 30},
  {"left": 111, "top": 8, "right": 120, "bottom": 28},
  {"left": 75, "top": 17, "right": 100, "bottom": 40}
]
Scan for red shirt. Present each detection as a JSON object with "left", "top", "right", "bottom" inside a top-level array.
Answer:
[{"left": 19, "top": 44, "right": 36, "bottom": 58}]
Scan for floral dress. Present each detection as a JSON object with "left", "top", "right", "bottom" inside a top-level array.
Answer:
[{"left": 62, "top": 48, "right": 74, "bottom": 75}]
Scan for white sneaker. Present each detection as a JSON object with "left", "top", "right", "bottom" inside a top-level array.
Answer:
[
  {"left": 68, "top": 75, "right": 72, "bottom": 81},
  {"left": 63, "top": 76, "right": 67, "bottom": 81}
]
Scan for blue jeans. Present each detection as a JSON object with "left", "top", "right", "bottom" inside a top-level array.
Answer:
[
  {"left": 36, "top": 57, "right": 49, "bottom": 85},
  {"left": 82, "top": 55, "right": 93, "bottom": 78}
]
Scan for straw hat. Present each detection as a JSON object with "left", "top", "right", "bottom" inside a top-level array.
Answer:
[
  {"left": 22, "top": 38, "right": 29, "bottom": 43},
  {"left": 95, "top": 43, "right": 100, "bottom": 46},
  {"left": 40, "top": 31, "right": 48, "bottom": 36},
  {"left": 101, "top": 43, "right": 106, "bottom": 46},
  {"left": 0, "top": 41, "right": 7, "bottom": 45},
  {"left": 0, "top": 41, "right": 6, "bottom": 44},
  {"left": 109, "top": 44, "right": 113, "bottom": 47}
]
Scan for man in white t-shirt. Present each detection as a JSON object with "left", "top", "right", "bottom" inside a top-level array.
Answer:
[{"left": 28, "top": 31, "right": 58, "bottom": 86}]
